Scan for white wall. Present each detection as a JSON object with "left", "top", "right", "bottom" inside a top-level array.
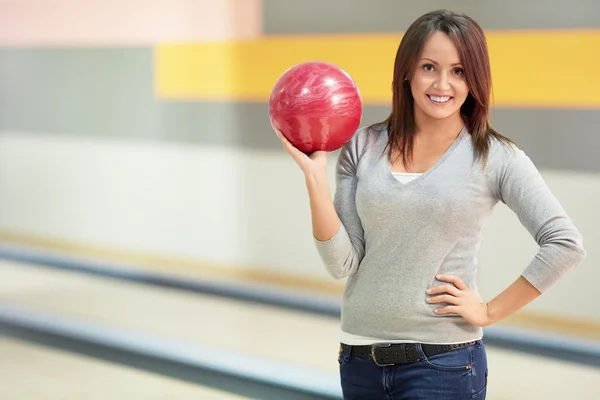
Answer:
[{"left": 0, "top": 132, "right": 596, "bottom": 322}]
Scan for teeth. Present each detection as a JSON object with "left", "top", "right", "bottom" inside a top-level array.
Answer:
[{"left": 429, "top": 95, "right": 451, "bottom": 103}]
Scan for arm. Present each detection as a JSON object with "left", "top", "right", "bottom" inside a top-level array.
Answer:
[
  {"left": 485, "top": 275, "right": 541, "bottom": 326},
  {"left": 312, "top": 134, "right": 366, "bottom": 279},
  {"left": 430, "top": 145, "right": 585, "bottom": 326},
  {"left": 275, "top": 129, "right": 365, "bottom": 279},
  {"left": 429, "top": 273, "right": 541, "bottom": 327},
  {"left": 495, "top": 146, "right": 586, "bottom": 293},
  {"left": 481, "top": 146, "right": 585, "bottom": 325},
  {"left": 305, "top": 172, "right": 341, "bottom": 241}
]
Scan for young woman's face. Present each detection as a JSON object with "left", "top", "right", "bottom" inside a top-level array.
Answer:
[{"left": 410, "top": 31, "right": 469, "bottom": 124}]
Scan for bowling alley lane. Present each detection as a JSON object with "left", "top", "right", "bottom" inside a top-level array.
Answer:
[
  {"left": 1, "top": 259, "right": 599, "bottom": 399},
  {"left": 0, "top": 259, "right": 343, "bottom": 372},
  {"left": 0, "top": 335, "right": 249, "bottom": 400}
]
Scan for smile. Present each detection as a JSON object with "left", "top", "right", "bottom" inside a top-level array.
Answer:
[{"left": 427, "top": 95, "right": 452, "bottom": 104}]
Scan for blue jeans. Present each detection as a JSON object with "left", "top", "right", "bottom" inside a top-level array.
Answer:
[{"left": 338, "top": 340, "right": 488, "bottom": 399}]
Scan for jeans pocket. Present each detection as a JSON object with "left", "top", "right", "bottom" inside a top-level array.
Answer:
[
  {"left": 423, "top": 346, "right": 473, "bottom": 371},
  {"left": 470, "top": 344, "right": 488, "bottom": 397}
]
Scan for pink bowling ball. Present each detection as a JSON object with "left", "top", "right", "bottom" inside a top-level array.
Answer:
[{"left": 268, "top": 61, "right": 363, "bottom": 154}]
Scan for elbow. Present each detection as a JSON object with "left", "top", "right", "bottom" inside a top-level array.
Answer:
[
  {"left": 327, "top": 267, "right": 351, "bottom": 280},
  {"left": 572, "top": 241, "right": 586, "bottom": 265},
  {"left": 325, "top": 259, "right": 359, "bottom": 280},
  {"left": 557, "top": 236, "right": 586, "bottom": 268},
  {"left": 325, "top": 250, "right": 363, "bottom": 280},
  {"left": 538, "top": 223, "right": 586, "bottom": 267},
  {"left": 567, "top": 230, "right": 586, "bottom": 265},
  {"left": 314, "top": 229, "right": 364, "bottom": 280}
]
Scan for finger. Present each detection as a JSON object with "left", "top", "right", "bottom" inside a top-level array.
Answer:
[
  {"left": 273, "top": 128, "right": 293, "bottom": 148},
  {"left": 426, "top": 294, "right": 460, "bottom": 305},
  {"left": 434, "top": 306, "right": 460, "bottom": 315},
  {"left": 276, "top": 132, "right": 297, "bottom": 152},
  {"left": 436, "top": 274, "right": 468, "bottom": 291},
  {"left": 278, "top": 132, "right": 289, "bottom": 145},
  {"left": 276, "top": 131, "right": 298, "bottom": 153},
  {"left": 427, "top": 284, "right": 461, "bottom": 297},
  {"left": 274, "top": 129, "right": 289, "bottom": 145},
  {"left": 281, "top": 137, "right": 295, "bottom": 153},
  {"left": 279, "top": 137, "right": 311, "bottom": 165}
]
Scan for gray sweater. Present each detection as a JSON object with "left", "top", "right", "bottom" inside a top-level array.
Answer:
[{"left": 314, "top": 125, "right": 586, "bottom": 344}]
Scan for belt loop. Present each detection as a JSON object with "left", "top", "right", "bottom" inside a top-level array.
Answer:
[{"left": 414, "top": 342, "right": 426, "bottom": 360}]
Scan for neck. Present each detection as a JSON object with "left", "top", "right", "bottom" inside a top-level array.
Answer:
[{"left": 414, "top": 111, "right": 464, "bottom": 139}]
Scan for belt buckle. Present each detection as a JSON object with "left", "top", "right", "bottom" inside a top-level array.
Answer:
[{"left": 371, "top": 343, "right": 395, "bottom": 367}]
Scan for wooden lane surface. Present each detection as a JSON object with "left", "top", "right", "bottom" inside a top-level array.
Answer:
[{"left": 0, "top": 336, "right": 249, "bottom": 400}]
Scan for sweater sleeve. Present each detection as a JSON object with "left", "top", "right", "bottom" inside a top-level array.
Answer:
[
  {"left": 313, "top": 132, "right": 366, "bottom": 279},
  {"left": 492, "top": 146, "right": 586, "bottom": 292}
]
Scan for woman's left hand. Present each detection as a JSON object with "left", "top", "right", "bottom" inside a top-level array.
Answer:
[{"left": 426, "top": 274, "right": 492, "bottom": 327}]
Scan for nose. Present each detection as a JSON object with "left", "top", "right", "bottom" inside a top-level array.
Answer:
[{"left": 433, "top": 72, "right": 451, "bottom": 91}]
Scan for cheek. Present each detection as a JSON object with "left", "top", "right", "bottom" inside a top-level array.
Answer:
[
  {"left": 410, "top": 78, "right": 430, "bottom": 99},
  {"left": 409, "top": 81, "right": 419, "bottom": 96},
  {"left": 409, "top": 86, "right": 420, "bottom": 103},
  {"left": 455, "top": 81, "right": 469, "bottom": 99}
]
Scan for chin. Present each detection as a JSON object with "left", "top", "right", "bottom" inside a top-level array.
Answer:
[{"left": 424, "top": 109, "right": 460, "bottom": 120}]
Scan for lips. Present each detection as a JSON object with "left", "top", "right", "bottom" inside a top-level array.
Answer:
[{"left": 427, "top": 95, "right": 452, "bottom": 104}]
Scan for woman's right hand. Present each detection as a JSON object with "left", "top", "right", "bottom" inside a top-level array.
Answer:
[{"left": 275, "top": 129, "right": 328, "bottom": 178}]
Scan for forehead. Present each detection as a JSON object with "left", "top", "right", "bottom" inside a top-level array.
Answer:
[{"left": 419, "top": 31, "right": 462, "bottom": 64}]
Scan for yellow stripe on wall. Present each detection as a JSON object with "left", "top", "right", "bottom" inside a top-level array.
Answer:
[{"left": 154, "top": 30, "right": 600, "bottom": 108}]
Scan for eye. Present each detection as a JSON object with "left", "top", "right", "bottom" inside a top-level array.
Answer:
[
  {"left": 422, "top": 63, "right": 435, "bottom": 72},
  {"left": 453, "top": 67, "right": 465, "bottom": 76}
]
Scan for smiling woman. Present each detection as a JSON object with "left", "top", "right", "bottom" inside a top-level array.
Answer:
[
  {"left": 381, "top": 11, "right": 515, "bottom": 174},
  {"left": 275, "top": 9, "right": 586, "bottom": 400}
]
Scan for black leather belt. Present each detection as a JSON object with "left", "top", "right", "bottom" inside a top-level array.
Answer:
[{"left": 341, "top": 340, "right": 478, "bottom": 367}]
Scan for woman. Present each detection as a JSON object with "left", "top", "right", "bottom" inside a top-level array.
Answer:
[{"left": 275, "top": 9, "right": 585, "bottom": 399}]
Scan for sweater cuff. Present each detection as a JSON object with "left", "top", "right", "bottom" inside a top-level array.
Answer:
[{"left": 521, "top": 249, "right": 584, "bottom": 293}]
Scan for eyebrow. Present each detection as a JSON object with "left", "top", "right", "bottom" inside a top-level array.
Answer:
[{"left": 420, "top": 58, "right": 463, "bottom": 67}]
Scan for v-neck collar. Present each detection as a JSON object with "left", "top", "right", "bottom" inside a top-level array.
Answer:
[{"left": 383, "top": 125, "right": 468, "bottom": 190}]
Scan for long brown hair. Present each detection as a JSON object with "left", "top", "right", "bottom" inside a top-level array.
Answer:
[{"left": 375, "top": 9, "right": 514, "bottom": 168}]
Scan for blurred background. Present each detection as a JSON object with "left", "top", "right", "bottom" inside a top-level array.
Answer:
[{"left": 0, "top": 1, "right": 599, "bottom": 399}]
